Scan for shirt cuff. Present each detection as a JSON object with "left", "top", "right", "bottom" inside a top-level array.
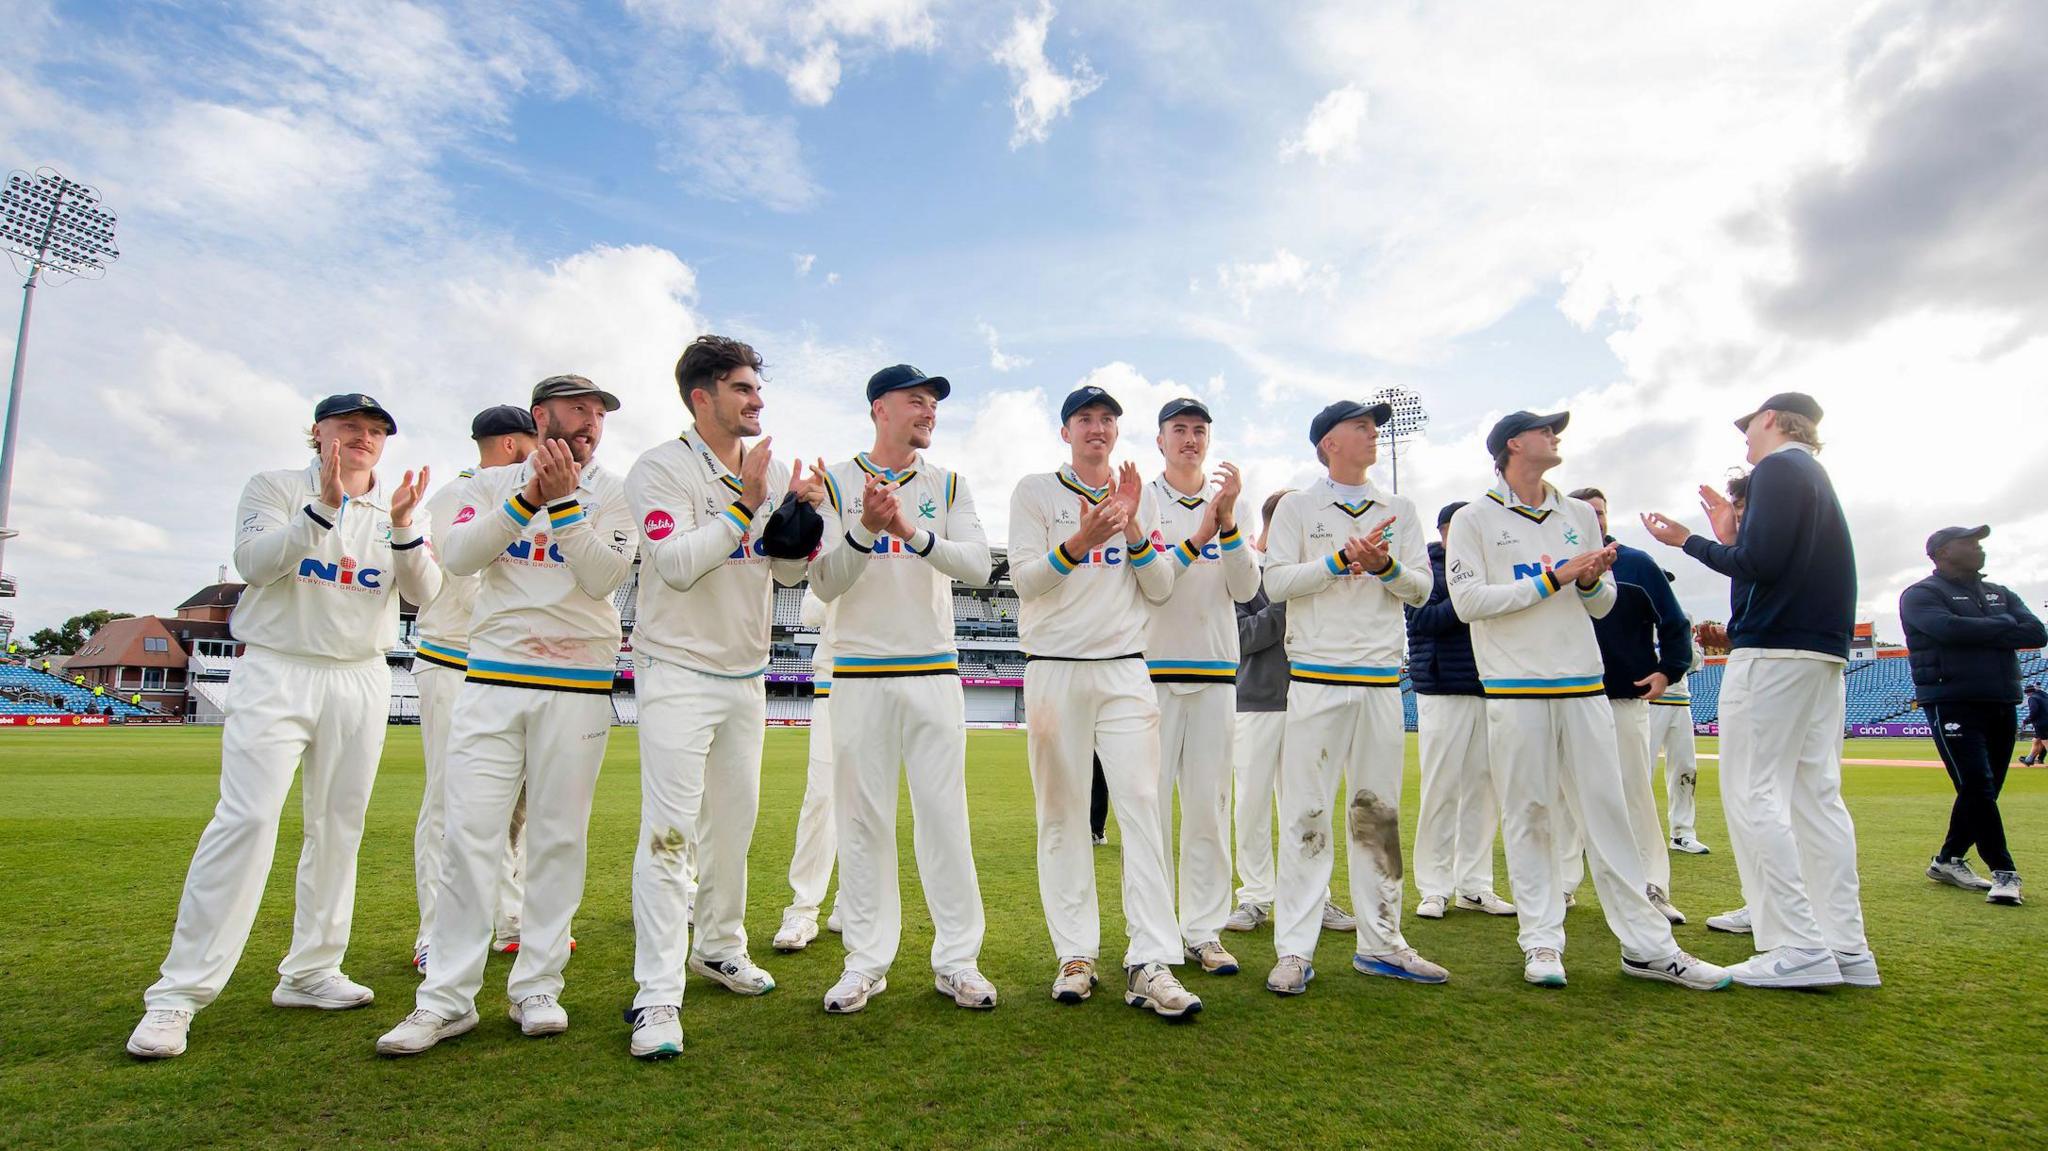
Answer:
[
  {"left": 304, "top": 501, "right": 340, "bottom": 530},
  {"left": 717, "top": 501, "right": 754, "bottom": 534},
  {"left": 845, "top": 522, "right": 878, "bottom": 549},
  {"left": 504, "top": 493, "right": 540, "bottom": 528},
  {"left": 1049, "top": 543, "right": 1081, "bottom": 575},
  {"left": 390, "top": 523, "right": 425, "bottom": 550},
  {"left": 547, "top": 499, "right": 586, "bottom": 529},
  {"left": 907, "top": 528, "right": 935, "bottom": 557},
  {"left": 1218, "top": 525, "right": 1244, "bottom": 551}
]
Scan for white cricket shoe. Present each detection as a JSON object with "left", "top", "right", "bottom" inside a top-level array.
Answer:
[
  {"left": 1988, "top": 871, "right": 2024, "bottom": 906},
  {"left": 1562, "top": 891, "right": 1578, "bottom": 909},
  {"left": 689, "top": 954, "right": 776, "bottom": 996},
  {"left": 1265, "top": 954, "right": 1314, "bottom": 995},
  {"left": 1728, "top": 946, "right": 1843, "bottom": 989},
  {"left": 1524, "top": 948, "right": 1566, "bottom": 988},
  {"left": 1646, "top": 884, "right": 1687, "bottom": 925},
  {"left": 1320, "top": 900, "right": 1357, "bottom": 932},
  {"left": 508, "top": 994, "right": 567, "bottom": 1036},
  {"left": 271, "top": 974, "right": 375, "bottom": 1010},
  {"left": 1184, "top": 940, "right": 1240, "bottom": 975},
  {"left": 126, "top": 1009, "right": 191, "bottom": 1059},
  {"left": 1671, "top": 835, "right": 1712, "bottom": 855},
  {"left": 375, "top": 1008, "right": 479, "bottom": 1056},
  {"left": 1927, "top": 856, "right": 1994, "bottom": 891},
  {"left": 1706, "top": 906, "right": 1752, "bottom": 934},
  {"left": 411, "top": 944, "right": 429, "bottom": 977},
  {"left": 1050, "top": 957, "right": 1096, "bottom": 1003},
  {"left": 1353, "top": 948, "right": 1450, "bottom": 984},
  {"left": 823, "top": 970, "right": 886, "bottom": 1014},
  {"left": 1416, "top": 895, "right": 1448, "bottom": 920},
  {"left": 825, "top": 906, "right": 842, "bottom": 933},
  {"left": 1621, "top": 950, "right": 1731, "bottom": 990},
  {"left": 935, "top": 968, "right": 998, "bottom": 1009},
  {"left": 491, "top": 936, "right": 520, "bottom": 954},
  {"left": 1125, "top": 963, "right": 1202, "bottom": 1018},
  {"left": 1833, "top": 950, "right": 1882, "bottom": 987},
  {"left": 1456, "top": 891, "right": 1516, "bottom": 916},
  {"left": 629, "top": 1004, "right": 683, "bottom": 1059},
  {"left": 773, "top": 911, "right": 820, "bottom": 953},
  {"left": 1223, "top": 902, "right": 1270, "bottom": 932}
]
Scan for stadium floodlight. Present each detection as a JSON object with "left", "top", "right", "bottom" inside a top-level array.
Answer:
[
  {"left": 1370, "top": 385, "right": 1428, "bottom": 494},
  {"left": 0, "top": 167, "right": 118, "bottom": 574}
]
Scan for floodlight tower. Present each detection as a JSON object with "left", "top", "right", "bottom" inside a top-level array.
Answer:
[
  {"left": 0, "top": 168, "right": 119, "bottom": 575},
  {"left": 1371, "top": 385, "right": 1428, "bottom": 494}
]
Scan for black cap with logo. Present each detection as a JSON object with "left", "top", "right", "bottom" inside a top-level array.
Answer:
[
  {"left": 1733, "top": 392, "right": 1822, "bottom": 433},
  {"left": 865, "top": 364, "right": 952, "bottom": 403},
  {"left": 1484, "top": 410, "right": 1569, "bottom": 458},
  {"left": 1060, "top": 385, "right": 1123, "bottom": 422},
  {"left": 1158, "top": 397, "right": 1212, "bottom": 425},
  {"left": 1309, "top": 400, "right": 1393, "bottom": 447},
  {"left": 313, "top": 393, "right": 398, "bottom": 434},
  {"left": 470, "top": 404, "right": 538, "bottom": 440}
]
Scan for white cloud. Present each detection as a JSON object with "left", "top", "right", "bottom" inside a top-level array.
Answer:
[
  {"left": 1280, "top": 83, "right": 1367, "bottom": 163},
  {"left": 824, "top": 271, "right": 841, "bottom": 286},
  {"left": 794, "top": 252, "right": 817, "bottom": 277},
  {"left": 993, "top": 1, "right": 1103, "bottom": 148},
  {"left": 978, "top": 321, "right": 1032, "bottom": 371},
  {"left": 626, "top": 0, "right": 939, "bottom": 107},
  {"left": 1215, "top": 249, "right": 1340, "bottom": 315}
]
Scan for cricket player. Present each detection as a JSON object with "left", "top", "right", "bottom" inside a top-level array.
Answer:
[
  {"left": 773, "top": 587, "right": 840, "bottom": 952},
  {"left": 376, "top": 375, "right": 636, "bottom": 1055},
  {"left": 1009, "top": 384, "right": 1202, "bottom": 1019},
  {"left": 1228, "top": 492, "right": 1359, "bottom": 935},
  {"left": 1567, "top": 487, "right": 1694, "bottom": 925},
  {"left": 1644, "top": 392, "right": 1877, "bottom": 989},
  {"left": 1143, "top": 397, "right": 1260, "bottom": 976},
  {"left": 1654, "top": 642, "right": 1711, "bottom": 855},
  {"left": 130, "top": 394, "right": 435, "bottom": 1059},
  {"left": 1447, "top": 410, "right": 1726, "bottom": 991},
  {"left": 1406, "top": 500, "right": 1515, "bottom": 921},
  {"left": 806, "top": 363, "right": 996, "bottom": 1014},
  {"left": 409, "top": 405, "right": 539, "bottom": 974},
  {"left": 1263, "top": 400, "right": 1444, "bottom": 995},
  {"left": 623, "top": 335, "right": 815, "bottom": 1059}
]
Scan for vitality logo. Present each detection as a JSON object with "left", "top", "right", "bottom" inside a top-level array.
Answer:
[{"left": 297, "top": 555, "right": 383, "bottom": 591}]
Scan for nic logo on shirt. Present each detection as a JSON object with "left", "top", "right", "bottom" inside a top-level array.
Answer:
[
  {"left": 297, "top": 555, "right": 382, "bottom": 591},
  {"left": 504, "top": 532, "right": 565, "bottom": 565},
  {"left": 1511, "top": 556, "right": 1557, "bottom": 582},
  {"left": 729, "top": 533, "right": 770, "bottom": 562}
]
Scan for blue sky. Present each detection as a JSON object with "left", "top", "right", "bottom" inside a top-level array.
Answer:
[{"left": 2, "top": 0, "right": 2044, "bottom": 637}]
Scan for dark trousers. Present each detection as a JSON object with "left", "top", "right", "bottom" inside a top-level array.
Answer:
[
  {"left": 1926, "top": 701, "right": 2018, "bottom": 872},
  {"left": 1089, "top": 754, "right": 1108, "bottom": 839}
]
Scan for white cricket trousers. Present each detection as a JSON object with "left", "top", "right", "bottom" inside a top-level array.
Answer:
[
  {"left": 1024, "top": 658, "right": 1180, "bottom": 968},
  {"left": 1649, "top": 702, "right": 1700, "bottom": 841},
  {"left": 1232, "top": 710, "right": 1285, "bottom": 906},
  {"left": 632, "top": 661, "right": 764, "bottom": 1009},
  {"left": 145, "top": 647, "right": 388, "bottom": 1012},
  {"left": 832, "top": 676, "right": 986, "bottom": 979},
  {"left": 783, "top": 691, "right": 835, "bottom": 920},
  {"left": 415, "top": 682, "right": 609, "bottom": 1019},
  {"left": 1276, "top": 683, "right": 1407, "bottom": 961},
  {"left": 1718, "top": 654, "right": 1867, "bottom": 953},
  {"left": 413, "top": 662, "right": 526, "bottom": 950},
  {"left": 1413, "top": 693, "right": 1498, "bottom": 902},
  {"left": 1612, "top": 698, "right": 1672, "bottom": 893},
  {"left": 1486, "top": 695, "right": 1680, "bottom": 960},
  {"left": 1156, "top": 682, "right": 1236, "bottom": 947}
]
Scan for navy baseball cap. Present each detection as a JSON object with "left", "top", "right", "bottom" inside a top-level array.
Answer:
[
  {"left": 1436, "top": 500, "right": 1468, "bottom": 528},
  {"left": 1309, "top": 400, "right": 1393, "bottom": 447},
  {"left": 1485, "top": 410, "right": 1569, "bottom": 457},
  {"left": 1158, "top": 397, "right": 1212, "bottom": 425},
  {"left": 1060, "top": 385, "right": 1123, "bottom": 422},
  {"left": 470, "top": 404, "right": 537, "bottom": 440},
  {"left": 1734, "top": 391, "right": 1822, "bottom": 433},
  {"left": 866, "top": 363, "right": 951, "bottom": 403},
  {"left": 314, "top": 393, "right": 397, "bottom": 434},
  {"left": 1925, "top": 524, "right": 1989, "bottom": 557},
  {"left": 531, "top": 373, "right": 621, "bottom": 412}
]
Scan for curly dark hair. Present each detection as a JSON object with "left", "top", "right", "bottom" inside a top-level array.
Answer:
[{"left": 675, "top": 335, "right": 764, "bottom": 415}]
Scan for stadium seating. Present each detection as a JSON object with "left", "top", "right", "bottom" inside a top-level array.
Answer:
[{"left": 0, "top": 664, "right": 152, "bottom": 716}]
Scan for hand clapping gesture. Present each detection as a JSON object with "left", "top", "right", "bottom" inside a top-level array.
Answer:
[
  {"left": 1342, "top": 515, "right": 1398, "bottom": 574},
  {"left": 523, "top": 440, "right": 582, "bottom": 506},
  {"left": 389, "top": 467, "right": 430, "bottom": 529}
]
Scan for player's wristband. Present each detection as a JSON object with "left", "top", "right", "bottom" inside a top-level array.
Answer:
[{"left": 1049, "top": 543, "right": 1081, "bottom": 574}]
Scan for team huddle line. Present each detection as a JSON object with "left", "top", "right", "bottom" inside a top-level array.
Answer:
[{"left": 123, "top": 336, "right": 1930, "bottom": 1061}]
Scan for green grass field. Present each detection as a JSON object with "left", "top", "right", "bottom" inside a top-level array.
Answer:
[{"left": 2, "top": 727, "right": 2042, "bottom": 1149}]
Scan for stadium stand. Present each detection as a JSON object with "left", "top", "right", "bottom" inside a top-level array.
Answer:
[{"left": 0, "top": 663, "right": 152, "bottom": 717}]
